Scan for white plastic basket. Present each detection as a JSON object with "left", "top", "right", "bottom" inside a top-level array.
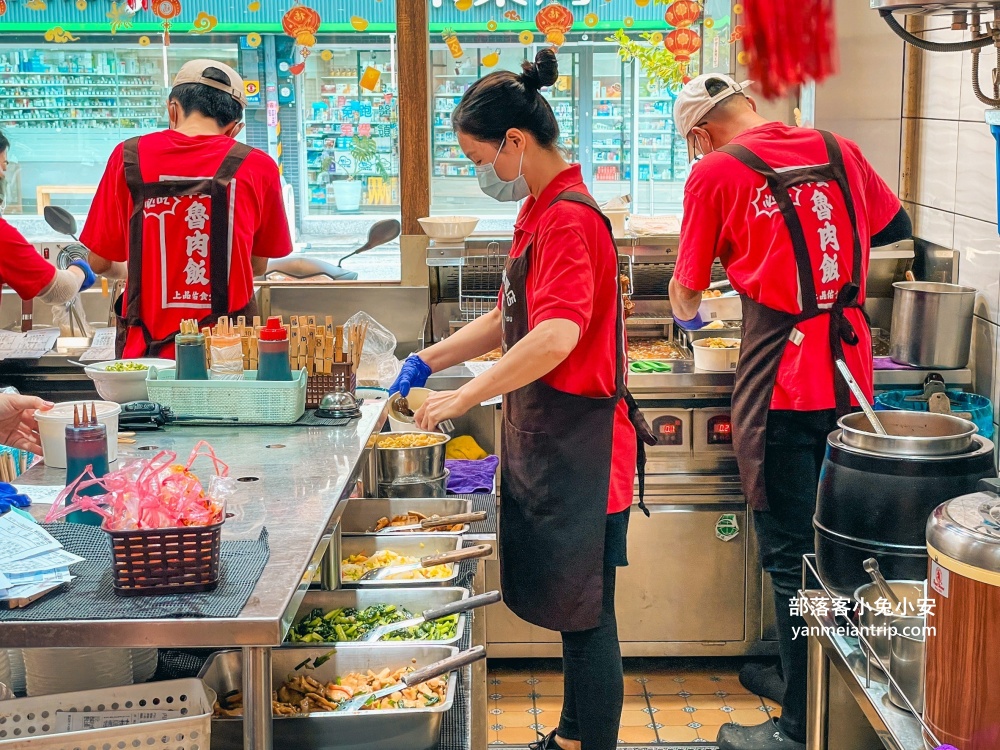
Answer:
[
  {"left": 0, "top": 678, "right": 213, "bottom": 749},
  {"left": 145, "top": 367, "right": 306, "bottom": 425}
]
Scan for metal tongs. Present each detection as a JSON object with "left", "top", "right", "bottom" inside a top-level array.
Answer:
[
  {"left": 373, "top": 511, "right": 487, "bottom": 533},
  {"left": 358, "top": 544, "right": 492, "bottom": 581},
  {"left": 361, "top": 590, "right": 501, "bottom": 641},
  {"left": 338, "top": 645, "right": 486, "bottom": 712}
]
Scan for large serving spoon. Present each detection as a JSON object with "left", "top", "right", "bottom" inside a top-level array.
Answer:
[
  {"left": 835, "top": 359, "right": 887, "bottom": 436},
  {"left": 863, "top": 558, "right": 902, "bottom": 610}
]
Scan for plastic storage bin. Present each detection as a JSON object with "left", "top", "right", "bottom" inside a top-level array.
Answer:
[
  {"left": 145, "top": 367, "right": 306, "bottom": 425},
  {"left": 875, "top": 389, "right": 994, "bottom": 440}
]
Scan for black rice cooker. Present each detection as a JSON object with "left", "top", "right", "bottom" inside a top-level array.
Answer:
[{"left": 814, "top": 411, "right": 996, "bottom": 598}]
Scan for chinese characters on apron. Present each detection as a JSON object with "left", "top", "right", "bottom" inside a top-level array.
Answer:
[
  {"left": 115, "top": 136, "right": 258, "bottom": 357},
  {"left": 719, "top": 131, "right": 866, "bottom": 511}
]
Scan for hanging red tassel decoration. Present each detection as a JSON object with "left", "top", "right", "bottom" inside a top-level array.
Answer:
[{"left": 740, "top": 0, "right": 838, "bottom": 100}]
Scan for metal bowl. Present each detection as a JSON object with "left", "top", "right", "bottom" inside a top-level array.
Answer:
[
  {"left": 375, "top": 433, "right": 450, "bottom": 483},
  {"left": 378, "top": 470, "right": 450, "bottom": 499},
  {"left": 853, "top": 580, "right": 925, "bottom": 669},
  {"left": 316, "top": 391, "right": 362, "bottom": 419},
  {"left": 838, "top": 410, "right": 978, "bottom": 457}
]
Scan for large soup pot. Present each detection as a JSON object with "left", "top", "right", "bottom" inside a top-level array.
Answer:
[
  {"left": 889, "top": 281, "right": 975, "bottom": 369},
  {"left": 814, "top": 412, "right": 995, "bottom": 598}
]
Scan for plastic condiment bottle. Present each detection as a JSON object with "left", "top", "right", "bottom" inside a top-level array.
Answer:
[
  {"left": 175, "top": 323, "right": 209, "bottom": 380},
  {"left": 257, "top": 316, "right": 292, "bottom": 381},
  {"left": 64, "top": 403, "right": 108, "bottom": 526}
]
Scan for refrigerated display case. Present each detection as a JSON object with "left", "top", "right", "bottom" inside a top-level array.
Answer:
[{"left": 302, "top": 44, "right": 399, "bottom": 214}]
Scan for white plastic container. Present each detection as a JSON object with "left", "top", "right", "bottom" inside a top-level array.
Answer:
[
  {"left": 602, "top": 207, "right": 629, "bottom": 237},
  {"left": 388, "top": 386, "right": 434, "bottom": 432},
  {"left": 699, "top": 294, "right": 743, "bottom": 321},
  {"left": 418, "top": 216, "right": 480, "bottom": 242},
  {"left": 84, "top": 358, "right": 175, "bottom": 404},
  {"left": 692, "top": 338, "right": 741, "bottom": 372},
  {"left": 35, "top": 400, "right": 121, "bottom": 469}
]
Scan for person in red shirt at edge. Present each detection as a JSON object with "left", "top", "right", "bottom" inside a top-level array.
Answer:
[
  {"left": 669, "top": 75, "right": 911, "bottom": 750},
  {"left": 390, "top": 48, "right": 655, "bottom": 750},
  {"left": 82, "top": 59, "right": 292, "bottom": 359}
]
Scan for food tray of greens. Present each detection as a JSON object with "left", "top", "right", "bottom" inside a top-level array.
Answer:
[{"left": 285, "top": 588, "right": 469, "bottom": 646}]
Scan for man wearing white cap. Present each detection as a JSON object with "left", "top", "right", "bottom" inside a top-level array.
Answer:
[
  {"left": 83, "top": 59, "right": 292, "bottom": 358},
  {"left": 668, "top": 74, "right": 911, "bottom": 750}
]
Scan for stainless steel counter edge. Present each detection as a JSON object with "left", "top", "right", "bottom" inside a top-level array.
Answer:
[{"left": 0, "top": 401, "right": 388, "bottom": 649}]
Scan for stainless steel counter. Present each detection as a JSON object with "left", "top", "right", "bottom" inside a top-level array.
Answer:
[{"left": 2, "top": 402, "right": 387, "bottom": 750}]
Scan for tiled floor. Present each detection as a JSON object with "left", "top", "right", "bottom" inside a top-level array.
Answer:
[{"left": 487, "top": 659, "right": 780, "bottom": 746}]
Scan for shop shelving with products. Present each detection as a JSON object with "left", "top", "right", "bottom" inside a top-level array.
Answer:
[{"left": 303, "top": 47, "right": 399, "bottom": 214}]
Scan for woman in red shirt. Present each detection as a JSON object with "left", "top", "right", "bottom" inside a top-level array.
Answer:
[{"left": 395, "top": 49, "right": 643, "bottom": 750}]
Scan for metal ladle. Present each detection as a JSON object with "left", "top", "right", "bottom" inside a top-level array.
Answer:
[
  {"left": 863, "top": 557, "right": 903, "bottom": 611},
  {"left": 835, "top": 359, "right": 887, "bottom": 436},
  {"left": 390, "top": 393, "right": 455, "bottom": 434}
]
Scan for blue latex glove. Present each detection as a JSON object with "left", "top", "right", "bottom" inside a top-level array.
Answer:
[
  {"left": 0, "top": 482, "right": 31, "bottom": 513},
  {"left": 69, "top": 258, "right": 97, "bottom": 291},
  {"left": 389, "top": 354, "right": 432, "bottom": 397},
  {"left": 674, "top": 310, "right": 705, "bottom": 331}
]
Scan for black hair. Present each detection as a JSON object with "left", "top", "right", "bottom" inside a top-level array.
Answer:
[
  {"left": 451, "top": 48, "right": 560, "bottom": 148},
  {"left": 169, "top": 67, "right": 244, "bottom": 128},
  {"left": 0, "top": 130, "right": 8, "bottom": 155}
]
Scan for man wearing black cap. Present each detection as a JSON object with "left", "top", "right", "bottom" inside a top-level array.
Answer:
[{"left": 83, "top": 59, "right": 292, "bottom": 358}]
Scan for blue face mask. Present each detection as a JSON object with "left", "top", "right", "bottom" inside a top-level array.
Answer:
[{"left": 476, "top": 139, "right": 530, "bottom": 203}]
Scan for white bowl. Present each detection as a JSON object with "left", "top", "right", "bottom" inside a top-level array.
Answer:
[
  {"left": 388, "top": 386, "right": 435, "bottom": 432},
  {"left": 699, "top": 294, "right": 743, "bottom": 321},
  {"left": 418, "top": 216, "right": 480, "bottom": 242},
  {"left": 692, "top": 338, "right": 741, "bottom": 372},
  {"left": 35, "top": 400, "right": 121, "bottom": 469},
  {"left": 85, "top": 358, "right": 175, "bottom": 404}
]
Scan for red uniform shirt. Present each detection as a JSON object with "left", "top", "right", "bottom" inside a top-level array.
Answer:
[
  {"left": 675, "top": 123, "right": 901, "bottom": 411},
  {"left": 0, "top": 217, "right": 57, "bottom": 299},
  {"left": 81, "top": 130, "right": 293, "bottom": 358},
  {"left": 502, "top": 165, "right": 637, "bottom": 514}
]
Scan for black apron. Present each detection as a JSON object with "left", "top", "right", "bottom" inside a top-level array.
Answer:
[
  {"left": 115, "top": 135, "right": 258, "bottom": 358},
  {"left": 719, "top": 131, "right": 866, "bottom": 511},
  {"left": 499, "top": 190, "right": 655, "bottom": 633}
]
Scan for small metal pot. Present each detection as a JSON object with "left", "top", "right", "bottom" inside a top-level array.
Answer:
[
  {"left": 853, "top": 580, "right": 925, "bottom": 669},
  {"left": 838, "top": 410, "right": 978, "bottom": 457},
  {"left": 888, "top": 614, "right": 926, "bottom": 713},
  {"left": 889, "top": 281, "right": 975, "bottom": 368},
  {"left": 378, "top": 469, "right": 451, "bottom": 499},
  {"left": 375, "top": 433, "right": 449, "bottom": 483}
]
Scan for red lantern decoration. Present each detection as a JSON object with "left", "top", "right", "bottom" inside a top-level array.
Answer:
[
  {"left": 151, "top": 0, "right": 180, "bottom": 46},
  {"left": 664, "top": 0, "right": 701, "bottom": 30},
  {"left": 0, "top": 0, "right": 7, "bottom": 16},
  {"left": 282, "top": 3, "right": 322, "bottom": 75},
  {"left": 664, "top": 28, "right": 702, "bottom": 64},
  {"left": 535, "top": 2, "right": 574, "bottom": 37}
]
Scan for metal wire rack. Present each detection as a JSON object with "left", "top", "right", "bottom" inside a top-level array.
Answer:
[{"left": 458, "top": 242, "right": 505, "bottom": 322}]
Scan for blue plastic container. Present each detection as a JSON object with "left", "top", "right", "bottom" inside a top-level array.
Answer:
[{"left": 875, "top": 389, "right": 994, "bottom": 440}]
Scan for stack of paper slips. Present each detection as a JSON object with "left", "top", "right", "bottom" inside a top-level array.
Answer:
[{"left": 0, "top": 511, "right": 84, "bottom": 605}]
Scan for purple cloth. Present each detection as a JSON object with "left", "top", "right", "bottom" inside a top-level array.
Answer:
[
  {"left": 445, "top": 456, "right": 499, "bottom": 495},
  {"left": 873, "top": 356, "right": 917, "bottom": 370}
]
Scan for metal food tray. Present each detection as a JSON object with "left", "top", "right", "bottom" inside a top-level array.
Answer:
[
  {"left": 286, "top": 587, "right": 470, "bottom": 646},
  {"left": 338, "top": 534, "right": 464, "bottom": 587},
  {"left": 200, "top": 645, "right": 459, "bottom": 750},
  {"left": 340, "top": 498, "right": 474, "bottom": 536},
  {"left": 679, "top": 324, "right": 743, "bottom": 344}
]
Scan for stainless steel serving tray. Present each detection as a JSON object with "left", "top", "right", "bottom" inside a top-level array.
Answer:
[
  {"left": 340, "top": 498, "right": 474, "bottom": 536},
  {"left": 286, "top": 587, "right": 470, "bottom": 647},
  {"left": 200, "top": 645, "right": 459, "bottom": 750},
  {"left": 339, "top": 534, "right": 463, "bottom": 587}
]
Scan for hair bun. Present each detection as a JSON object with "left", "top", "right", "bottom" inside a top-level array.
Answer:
[{"left": 518, "top": 48, "right": 559, "bottom": 93}]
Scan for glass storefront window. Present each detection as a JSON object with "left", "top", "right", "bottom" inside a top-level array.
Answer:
[{"left": 0, "top": 43, "right": 238, "bottom": 216}]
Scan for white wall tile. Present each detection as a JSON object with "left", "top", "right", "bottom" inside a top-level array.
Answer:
[
  {"left": 954, "top": 214, "right": 1000, "bottom": 323},
  {"left": 960, "top": 48, "right": 993, "bottom": 124},
  {"left": 909, "top": 31, "right": 965, "bottom": 120},
  {"left": 956, "top": 120, "right": 998, "bottom": 224},
  {"left": 910, "top": 203, "right": 956, "bottom": 248},
  {"left": 910, "top": 118, "right": 959, "bottom": 212}
]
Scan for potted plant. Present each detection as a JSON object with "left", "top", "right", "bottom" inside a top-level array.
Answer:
[{"left": 333, "top": 135, "right": 388, "bottom": 213}]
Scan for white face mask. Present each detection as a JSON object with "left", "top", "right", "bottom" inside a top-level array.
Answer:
[{"left": 476, "top": 138, "right": 530, "bottom": 202}]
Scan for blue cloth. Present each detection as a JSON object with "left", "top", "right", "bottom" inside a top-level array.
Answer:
[
  {"left": 69, "top": 259, "right": 97, "bottom": 291},
  {"left": 390, "top": 354, "right": 432, "bottom": 396},
  {"left": 445, "top": 456, "right": 500, "bottom": 495},
  {"left": 674, "top": 310, "right": 705, "bottom": 331}
]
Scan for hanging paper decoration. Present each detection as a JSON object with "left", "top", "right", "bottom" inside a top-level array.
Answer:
[
  {"left": 704, "top": 17, "right": 714, "bottom": 28},
  {"left": 584, "top": 13, "right": 598, "bottom": 28},
  {"left": 247, "top": 0, "right": 260, "bottom": 10},
  {"left": 664, "top": 27, "right": 701, "bottom": 64},
  {"left": 535, "top": 2, "right": 574, "bottom": 46},
  {"left": 503, "top": 10, "right": 521, "bottom": 22},
  {"left": 138, "top": 35, "right": 150, "bottom": 45},
  {"left": 519, "top": 30, "right": 534, "bottom": 45},
  {"left": 623, "top": 16, "right": 634, "bottom": 27},
  {"left": 106, "top": 1, "right": 134, "bottom": 34},
  {"left": 246, "top": 32, "right": 262, "bottom": 48},
  {"left": 649, "top": 31, "right": 663, "bottom": 45},
  {"left": 190, "top": 11, "right": 218, "bottom": 34},
  {"left": 442, "top": 28, "right": 464, "bottom": 59},
  {"left": 635, "top": 0, "right": 650, "bottom": 6},
  {"left": 455, "top": 0, "right": 473, "bottom": 10},
  {"left": 486, "top": 19, "right": 498, "bottom": 31},
  {"left": 350, "top": 15, "right": 368, "bottom": 31},
  {"left": 44, "top": 27, "right": 80, "bottom": 43},
  {"left": 76, "top": 0, "right": 87, "bottom": 11},
  {"left": 741, "top": 0, "right": 836, "bottom": 98},
  {"left": 360, "top": 66, "right": 381, "bottom": 91},
  {"left": 26, "top": 0, "right": 47, "bottom": 11},
  {"left": 282, "top": 3, "right": 322, "bottom": 75},
  {"left": 482, "top": 49, "right": 500, "bottom": 68},
  {"left": 320, "top": 49, "right": 333, "bottom": 61},
  {"left": 124, "top": 0, "right": 145, "bottom": 12},
  {"left": 737, "top": 50, "right": 749, "bottom": 65},
  {"left": 665, "top": 0, "right": 701, "bottom": 29},
  {"left": 151, "top": 0, "right": 182, "bottom": 45},
  {"left": 0, "top": 0, "right": 6, "bottom": 17}
]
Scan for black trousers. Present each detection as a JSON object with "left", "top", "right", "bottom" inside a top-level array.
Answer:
[
  {"left": 556, "top": 509, "right": 629, "bottom": 750},
  {"left": 753, "top": 409, "right": 837, "bottom": 744}
]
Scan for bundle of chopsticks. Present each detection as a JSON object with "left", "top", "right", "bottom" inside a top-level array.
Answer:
[{"left": 0, "top": 448, "right": 26, "bottom": 483}]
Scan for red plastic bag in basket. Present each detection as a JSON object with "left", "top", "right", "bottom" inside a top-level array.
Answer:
[{"left": 742, "top": 0, "right": 838, "bottom": 99}]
